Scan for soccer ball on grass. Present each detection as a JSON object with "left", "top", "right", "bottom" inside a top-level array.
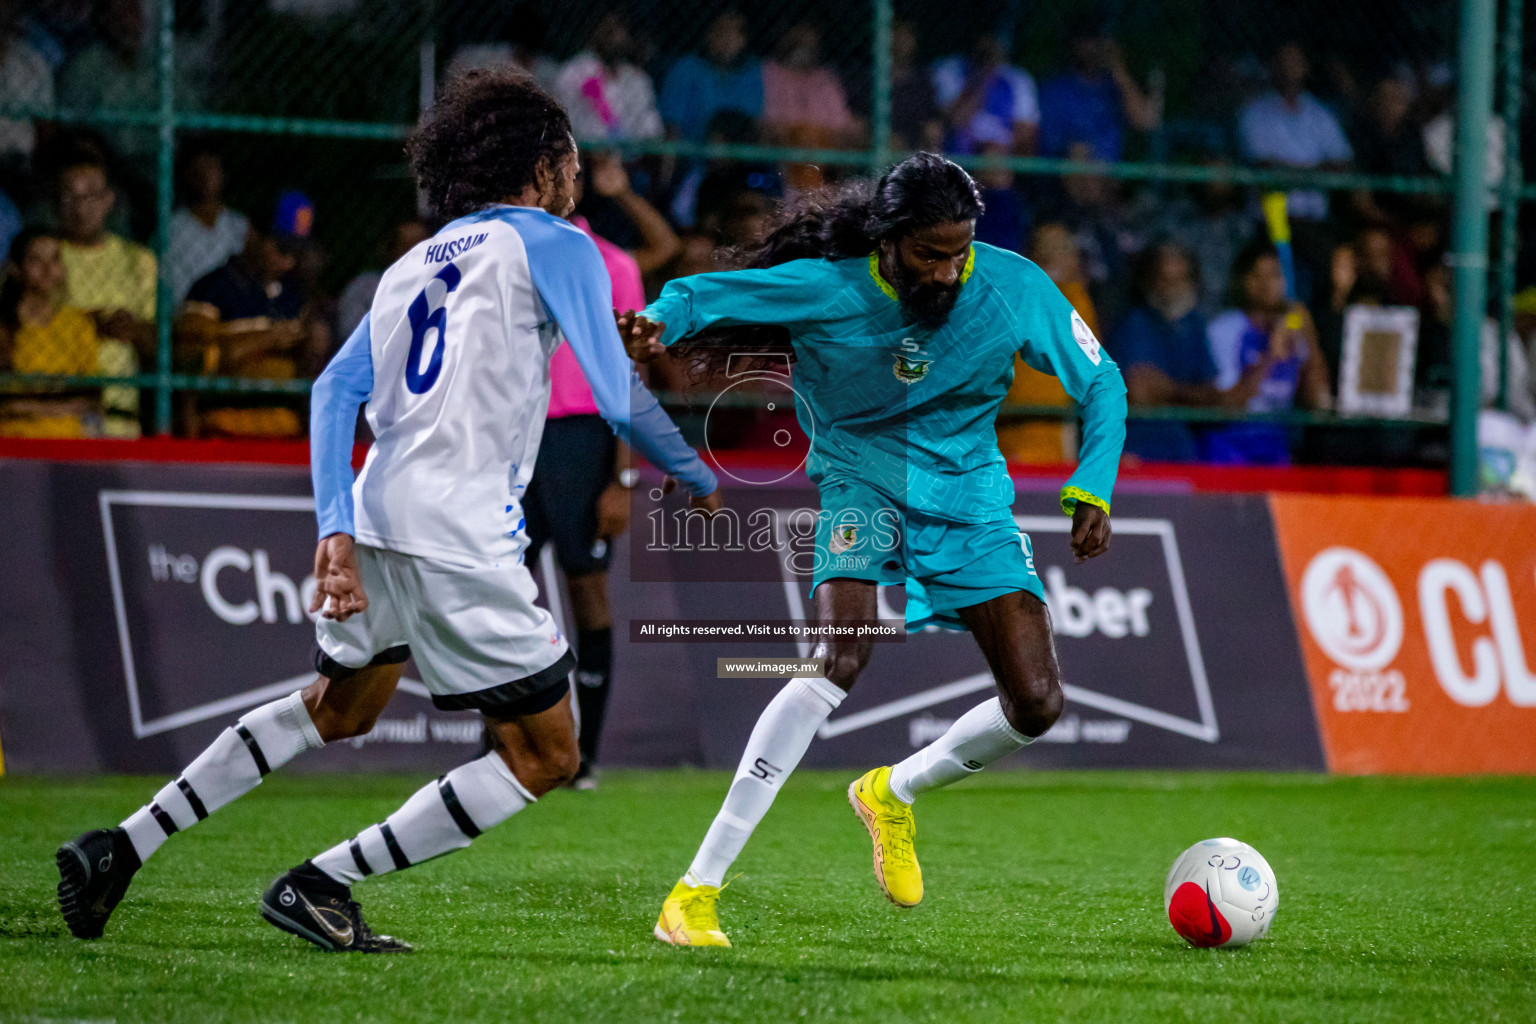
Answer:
[{"left": 1163, "top": 837, "right": 1278, "bottom": 948}]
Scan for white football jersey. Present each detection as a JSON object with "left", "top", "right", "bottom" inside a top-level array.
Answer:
[{"left": 309, "top": 205, "right": 714, "bottom": 566}]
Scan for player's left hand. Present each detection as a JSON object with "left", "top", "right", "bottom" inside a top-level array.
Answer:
[
  {"left": 597, "top": 482, "right": 631, "bottom": 538},
  {"left": 616, "top": 310, "right": 667, "bottom": 363},
  {"left": 312, "top": 533, "right": 369, "bottom": 621},
  {"left": 1069, "top": 502, "right": 1111, "bottom": 564}
]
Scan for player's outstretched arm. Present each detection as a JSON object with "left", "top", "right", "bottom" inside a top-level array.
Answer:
[
  {"left": 309, "top": 317, "right": 375, "bottom": 617},
  {"left": 639, "top": 259, "right": 833, "bottom": 348},
  {"left": 520, "top": 213, "right": 719, "bottom": 502}
]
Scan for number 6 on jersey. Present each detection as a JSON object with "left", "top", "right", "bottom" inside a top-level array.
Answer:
[{"left": 405, "top": 263, "right": 462, "bottom": 394}]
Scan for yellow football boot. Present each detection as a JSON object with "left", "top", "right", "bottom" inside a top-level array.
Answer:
[
  {"left": 848, "top": 766, "right": 923, "bottom": 907},
  {"left": 653, "top": 878, "right": 732, "bottom": 947}
]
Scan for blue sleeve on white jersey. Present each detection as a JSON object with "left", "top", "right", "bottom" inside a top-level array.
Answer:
[
  {"left": 310, "top": 316, "right": 373, "bottom": 539},
  {"left": 518, "top": 210, "right": 717, "bottom": 497}
]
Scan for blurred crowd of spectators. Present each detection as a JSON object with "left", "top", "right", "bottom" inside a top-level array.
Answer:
[{"left": 1, "top": 0, "right": 1533, "bottom": 468}]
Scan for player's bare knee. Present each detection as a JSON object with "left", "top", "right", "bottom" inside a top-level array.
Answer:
[
  {"left": 823, "top": 645, "right": 869, "bottom": 692},
  {"left": 494, "top": 738, "right": 579, "bottom": 797},
  {"left": 1002, "top": 676, "right": 1063, "bottom": 738}
]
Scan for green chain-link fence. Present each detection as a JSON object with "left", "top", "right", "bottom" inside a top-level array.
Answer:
[{"left": 0, "top": 0, "right": 1526, "bottom": 485}]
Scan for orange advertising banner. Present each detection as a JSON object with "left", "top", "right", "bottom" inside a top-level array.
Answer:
[{"left": 1271, "top": 494, "right": 1536, "bottom": 774}]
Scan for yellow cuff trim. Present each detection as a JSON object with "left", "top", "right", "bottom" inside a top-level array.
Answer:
[
  {"left": 1060, "top": 486, "right": 1110, "bottom": 517},
  {"left": 868, "top": 247, "right": 976, "bottom": 303}
]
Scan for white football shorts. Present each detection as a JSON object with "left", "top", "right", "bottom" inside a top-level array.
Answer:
[{"left": 314, "top": 544, "right": 573, "bottom": 714}]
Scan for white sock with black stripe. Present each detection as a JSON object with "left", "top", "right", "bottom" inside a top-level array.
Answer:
[
  {"left": 311, "top": 752, "right": 533, "bottom": 886},
  {"left": 120, "top": 692, "right": 324, "bottom": 864},
  {"left": 886, "top": 697, "right": 1031, "bottom": 805}
]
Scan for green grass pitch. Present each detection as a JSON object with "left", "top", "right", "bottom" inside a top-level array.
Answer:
[{"left": 1, "top": 770, "right": 1532, "bottom": 1023}]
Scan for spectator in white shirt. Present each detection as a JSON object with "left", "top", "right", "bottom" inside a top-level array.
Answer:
[
  {"left": 555, "top": 12, "right": 662, "bottom": 142},
  {"left": 166, "top": 147, "right": 250, "bottom": 305},
  {"left": 1238, "top": 41, "right": 1352, "bottom": 223}
]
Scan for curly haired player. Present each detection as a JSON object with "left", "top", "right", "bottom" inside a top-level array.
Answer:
[{"left": 54, "top": 70, "right": 719, "bottom": 952}]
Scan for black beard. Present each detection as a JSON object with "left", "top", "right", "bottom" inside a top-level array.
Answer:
[{"left": 891, "top": 260, "right": 961, "bottom": 330}]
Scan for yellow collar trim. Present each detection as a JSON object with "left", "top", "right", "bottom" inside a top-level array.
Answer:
[{"left": 867, "top": 247, "right": 976, "bottom": 302}]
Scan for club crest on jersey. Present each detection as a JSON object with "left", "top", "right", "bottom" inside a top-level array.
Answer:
[
  {"left": 893, "top": 338, "right": 932, "bottom": 384},
  {"left": 829, "top": 525, "right": 858, "bottom": 554}
]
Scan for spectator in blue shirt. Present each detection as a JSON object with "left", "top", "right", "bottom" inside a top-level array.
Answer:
[
  {"left": 930, "top": 33, "right": 1039, "bottom": 155},
  {"left": 1112, "top": 244, "right": 1214, "bottom": 462},
  {"left": 1203, "top": 240, "right": 1332, "bottom": 465},
  {"left": 1038, "top": 26, "right": 1161, "bottom": 162},
  {"left": 1238, "top": 42, "right": 1352, "bottom": 224},
  {"left": 659, "top": 10, "right": 763, "bottom": 143}
]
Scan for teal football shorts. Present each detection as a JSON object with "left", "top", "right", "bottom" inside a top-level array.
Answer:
[{"left": 810, "top": 476, "right": 1046, "bottom": 631}]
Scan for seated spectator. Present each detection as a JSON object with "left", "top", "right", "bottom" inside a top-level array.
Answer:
[
  {"left": 764, "top": 20, "right": 859, "bottom": 192},
  {"left": 0, "top": 0, "right": 54, "bottom": 177},
  {"left": 995, "top": 223, "right": 1094, "bottom": 464},
  {"left": 167, "top": 146, "right": 250, "bottom": 305},
  {"left": 446, "top": 2, "right": 558, "bottom": 90},
  {"left": 1351, "top": 76, "right": 1434, "bottom": 227},
  {"left": 1038, "top": 24, "right": 1160, "bottom": 162},
  {"left": 1130, "top": 167, "right": 1255, "bottom": 315},
  {"left": 1036, "top": 140, "right": 1138, "bottom": 326},
  {"left": 660, "top": 10, "right": 763, "bottom": 144},
  {"left": 1203, "top": 240, "right": 1332, "bottom": 464},
  {"left": 0, "top": 226, "right": 105, "bottom": 437},
  {"left": 1112, "top": 243, "right": 1213, "bottom": 462},
  {"left": 176, "top": 202, "right": 329, "bottom": 438},
  {"left": 555, "top": 11, "right": 663, "bottom": 143},
  {"left": 1238, "top": 42, "right": 1351, "bottom": 229},
  {"left": 57, "top": 152, "right": 153, "bottom": 437},
  {"left": 1422, "top": 92, "right": 1506, "bottom": 208},
  {"left": 1418, "top": 261, "right": 1535, "bottom": 420},
  {"left": 889, "top": 20, "right": 941, "bottom": 152},
  {"left": 59, "top": 0, "right": 202, "bottom": 235},
  {"left": 931, "top": 32, "right": 1038, "bottom": 155},
  {"left": 336, "top": 216, "right": 431, "bottom": 340},
  {"left": 762, "top": 20, "right": 859, "bottom": 152}
]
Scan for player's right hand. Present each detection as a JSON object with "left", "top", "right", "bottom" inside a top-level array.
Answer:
[
  {"left": 312, "top": 533, "right": 369, "bottom": 621},
  {"left": 660, "top": 475, "right": 726, "bottom": 517},
  {"left": 616, "top": 310, "right": 667, "bottom": 363},
  {"left": 690, "top": 488, "right": 725, "bottom": 517}
]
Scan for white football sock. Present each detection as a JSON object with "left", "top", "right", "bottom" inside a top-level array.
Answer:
[
  {"left": 312, "top": 752, "right": 534, "bottom": 886},
  {"left": 685, "top": 676, "right": 844, "bottom": 888},
  {"left": 886, "top": 697, "right": 1030, "bottom": 805},
  {"left": 121, "top": 692, "right": 323, "bottom": 863}
]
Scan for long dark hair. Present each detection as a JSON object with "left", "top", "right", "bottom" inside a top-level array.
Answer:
[
  {"left": 670, "top": 152, "right": 983, "bottom": 383},
  {"left": 0, "top": 227, "right": 55, "bottom": 333}
]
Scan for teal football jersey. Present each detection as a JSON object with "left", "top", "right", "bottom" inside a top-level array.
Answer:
[{"left": 643, "top": 242, "right": 1127, "bottom": 522}]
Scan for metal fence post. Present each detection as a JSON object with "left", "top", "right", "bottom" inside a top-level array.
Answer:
[
  {"left": 1495, "top": 0, "right": 1524, "bottom": 412},
  {"left": 1449, "top": 0, "right": 1499, "bottom": 496},
  {"left": 870, "top": 0, "right": 893, "bottom": 176},
  {"left": 153, "top": 0, "right": 176, "bottom": 435}
]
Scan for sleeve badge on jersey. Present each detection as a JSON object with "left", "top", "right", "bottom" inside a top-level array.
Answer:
[{"left": 1070, "top": 310, "right": 1102, "bottom": 366}]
